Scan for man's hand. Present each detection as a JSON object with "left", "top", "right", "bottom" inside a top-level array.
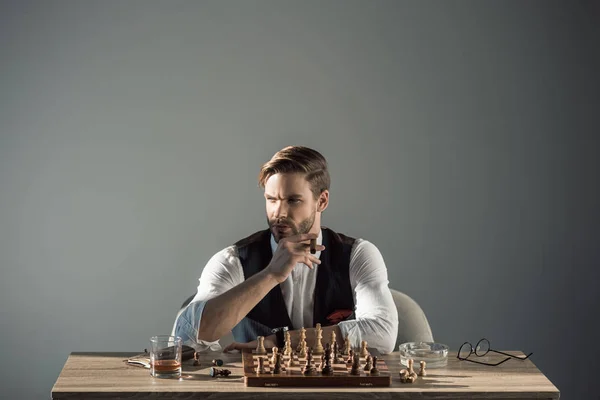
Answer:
[
  {"left": 266, "top": 233, "right": 325, "bottom": 283},
  {"left": 222, "top": 335, "right": 276, "bottom": 353}
]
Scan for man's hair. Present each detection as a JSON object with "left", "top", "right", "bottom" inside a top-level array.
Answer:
[{"left": 258, "top": 146, "right": 330, "bottom": 199}]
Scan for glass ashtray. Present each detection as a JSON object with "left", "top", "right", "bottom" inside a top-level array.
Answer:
[{"left": 398, "top": 342, "right": 449, "bottom": 368}]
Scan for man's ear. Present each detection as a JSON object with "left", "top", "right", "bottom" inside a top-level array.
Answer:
[{"left": 317, "top": 190, "right": 329, "bottom": 212}]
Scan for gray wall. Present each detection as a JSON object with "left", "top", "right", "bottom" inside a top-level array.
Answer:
[{"left": 1, "top": 1, "right": 598, "bottom": 398}]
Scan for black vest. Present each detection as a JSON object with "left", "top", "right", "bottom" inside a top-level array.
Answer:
[{"left": 234, "top": 227, "right": 356, "bottom": 330}]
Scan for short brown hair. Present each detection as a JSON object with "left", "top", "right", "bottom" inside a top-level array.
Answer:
[{"left": 258, "top": 146, "right": 330, "bottom": 198}]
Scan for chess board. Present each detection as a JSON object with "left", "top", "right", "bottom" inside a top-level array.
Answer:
[{"left": 242, "top": 349, "right": 391, "bottom": 387}]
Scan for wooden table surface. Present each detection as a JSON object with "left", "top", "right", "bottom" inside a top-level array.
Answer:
[{"left": 51, "top": 350, "right": 559, "bottom": 399}]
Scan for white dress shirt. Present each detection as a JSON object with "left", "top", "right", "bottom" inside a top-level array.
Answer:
[{"left": 176, "top": 229, "right": 398, "bottom": 353}]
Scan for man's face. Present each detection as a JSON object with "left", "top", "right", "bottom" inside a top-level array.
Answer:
[{"left": 264, "top": 173, "right": 322, "bottom": 243}]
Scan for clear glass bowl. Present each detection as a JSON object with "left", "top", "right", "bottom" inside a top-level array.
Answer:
[{"left": 398, "top": 342, "right": 449, "bottom": 368}]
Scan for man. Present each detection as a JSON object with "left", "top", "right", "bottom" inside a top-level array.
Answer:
[{"left": 174, "top": 146, "right": 398, "bottom": 354}]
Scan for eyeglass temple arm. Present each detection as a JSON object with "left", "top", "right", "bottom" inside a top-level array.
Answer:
[
  {"left": 491, "top": 349, "right": 533, "bottom": 360},
  {"left": 461, "top": 357, "right": 511, "bottom": 366}
]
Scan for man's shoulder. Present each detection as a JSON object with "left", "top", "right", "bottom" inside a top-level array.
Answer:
[{"left": 233, "top": 229, "right": 271, "bottom": 248}]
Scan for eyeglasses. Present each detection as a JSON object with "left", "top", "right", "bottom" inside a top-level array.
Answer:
[{"left": 457, "top": 338, "right": 533, "bottom": 366}]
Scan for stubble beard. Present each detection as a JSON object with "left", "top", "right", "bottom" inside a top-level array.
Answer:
[{"left": 268, "top": 210, "right": 316, "bottom": 243}]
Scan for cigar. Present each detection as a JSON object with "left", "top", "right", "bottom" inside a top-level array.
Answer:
[{"left": 310, "top": 238, "right": 317, "bottom": 254}]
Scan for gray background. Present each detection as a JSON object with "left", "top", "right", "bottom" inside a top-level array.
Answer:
[{"left": 1, "top": 1, "right": 599, "bottom": 398}]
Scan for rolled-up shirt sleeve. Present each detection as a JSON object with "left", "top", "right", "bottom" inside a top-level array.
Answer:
[
  {"left": 338, "top": 239, "right": 398, "bottom": 354},
  {"left": 172, "top": 245, "right": 243, "bottom": 351}
]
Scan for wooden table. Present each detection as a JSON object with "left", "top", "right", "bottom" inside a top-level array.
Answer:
[{"left": 52, "top": 350, "right": 559, "bottom": 399}]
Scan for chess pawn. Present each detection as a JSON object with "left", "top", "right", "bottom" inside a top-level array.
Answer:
[
  {"left": 284, "top": 331, "right": 292, "bottom": 356},
  {"left": 343, "top": 335, "right": 351, "bottom": 356},
  {"left": 193, "top": 351, "right": 201, "bottom": 366},
  {"left": 360, "top": 340, "right": 369, "bottom": 357},
  {"left": 349, "top": 352, "right": 361, "bottom": 375},
  {"left": 313, "top": 323, "right": 324, "bottom": 355},
  {"left": 286, "top": 356, "right": 296, "bottom": 368},
  {"left": 298, "top": 340, "right": 307, "bottom": 358},
  {"left": 255, "top": 357, "right": 265, "bottom": 374},
  {"left": 271, "top": 353, "right": 282, "bottom": 374},
  {"left": 271, "top": 347, "right": 279, "bottom": 365},
  {"left": 329, "top": 330, "right": 336, "bottom": 348},
  {"left": 418, "top": 360, "right": 427, "bottom": 376},
  {"left": 256, "top": 336, "right": 266, "bottom": 354},
  {"left": 369, "top": 356, "right": 380, "bottom": 375},
  {"left": 296, "top": 327, "right": 307, "bottom": 353},
  {"left": 363, "top": 355, "right": 372, "bottom": 371}
]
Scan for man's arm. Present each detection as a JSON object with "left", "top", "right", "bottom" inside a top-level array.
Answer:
[
  {"left": 337, "top": 239, "right": 399, "bottom": 354},
  {"left": 198, "top": 232, "right": 324, "bottom": 342}
]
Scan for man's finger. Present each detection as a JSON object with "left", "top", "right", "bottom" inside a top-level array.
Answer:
[{"left": 285, "top": 233, "right": 319, "bottom": 243}]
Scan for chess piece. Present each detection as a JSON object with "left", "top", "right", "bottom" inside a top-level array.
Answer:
[
  {"left": 329, "top": 330, "right": 336, "bottom": 348},
  {"left": 212, "top": 359, "right": 223, "bottom": 367},
  {"left": 193, "top": 352, "right": 201, "bottom": 367},
  {"left": 363, "top": 355, "right": 372, "bottom": 371},
  {"left": 256, "top": 336, "right": 266, "bottom": 354},
  {"left": 332, "top": 342, "right": 340, "bottom": 364},
  {"left": 343, "top": 335, "right": 351, "bottom": 356},
  {"left": 209, "top": 367, "right": 231, "bottom": 377},
  {"left": 302, "top": 348, "right": 316, "bottom": 375},
  {"left": 407, "top": 359, "right": 418, "bottom": 383},
  {"left": 321, "top": 345, "right": 334, "bottom": 375},
  {"left": 255, "top": 357, "right": 265, "bottom": 374},
  {"left": 296, "top": 327, "right": 307, "bottom": 353},
  {"left": 271, "top": 347, "right": 279, "bottom": 366},
  {"left": 346, "top": 349, "right": 354, "bottom": 364},
  {"left": 284, "top": 331, "right": 292, "bottom": 356},
  {"left": 349, "top": 352, "right": 361, "bottom": 375},
  {"left": 360, "top": 340, "right": 369, "bottom": 357},
  {"left": 272, "top": 353, "right": 282, "bottom": 374},
  {"left": 299, "top": 340, "right": 307, "bottom": 358},
  {"left": 370, "top": 356, "right": 380, "bottom": 375},
  {"left": 399, "top": 369, "right": 409, "bottom": 383},
  {"left": 286, "top": 355, "right": 296, "bottom": 368},
  {"left": 313, "top": 323, "right": 324, "bottom": 355},
  {"left": 418, "top": 360, "right": 427, "bottom": 376}
]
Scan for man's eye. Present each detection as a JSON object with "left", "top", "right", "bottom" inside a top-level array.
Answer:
[{"left": 288, "top": 199, "right": 300, "bottom": 204}]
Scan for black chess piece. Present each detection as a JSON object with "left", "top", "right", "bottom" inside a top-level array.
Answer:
[
  {"left": 209, "top": 367, "right": 231, "bottom": 377},
  {"left": 349, "top": 352, "right": 361, "bottom": 375},
  {"left": 212, "top": 359, "right": 223, "bottom": 367},
  {"left": 302, "top": 348, "right": 316, "bottom": 375},
  {"left": 333, "top": 342, "right": 340, "bottom": 363},
  {"left": 321, "top": 345, "right": 334, "bottom": 375},
  {"left": 370, "top": 356, "right": 380, "bottom": 375},
  {"left": 193, "top": 352, "right": 201, "bottom": 366},
  {"left": 271, "top": 353, "right": 282, "bottom": 374},
  {"left": 363, "top": 355, "right": 373, "bottom": 372},
  {"left": 346, "top": 349, "right": 354, "bottom": 364}
]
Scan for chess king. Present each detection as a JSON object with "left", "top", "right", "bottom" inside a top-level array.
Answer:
[{"left": 173, "top": 146, "right": 398, "bottom": 354}]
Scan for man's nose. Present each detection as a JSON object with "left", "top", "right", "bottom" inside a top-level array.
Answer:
[{"left": 273, "top": 201, "right": 288, "bottom": 218}]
